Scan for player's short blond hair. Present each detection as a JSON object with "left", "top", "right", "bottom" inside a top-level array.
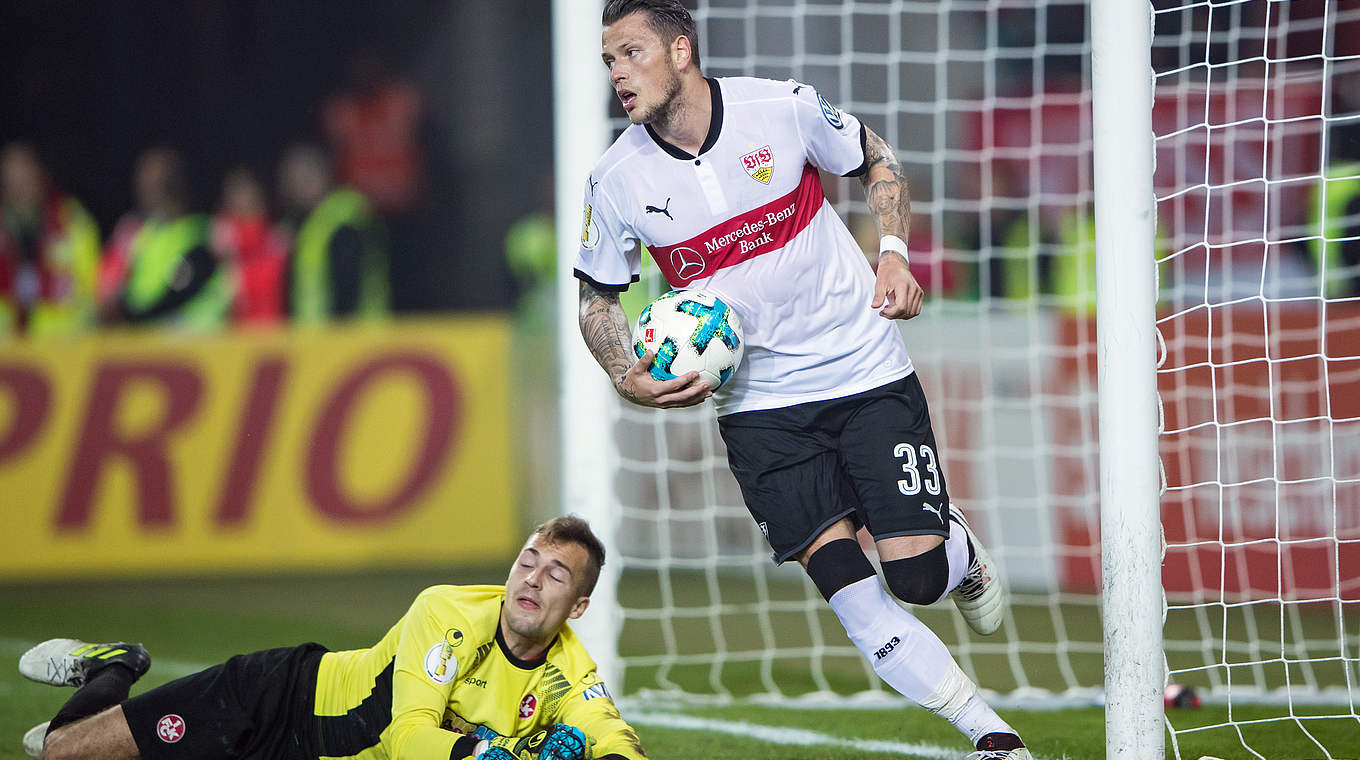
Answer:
[{"left": 532, "top": 515, "right": 606, "bottom": 596}]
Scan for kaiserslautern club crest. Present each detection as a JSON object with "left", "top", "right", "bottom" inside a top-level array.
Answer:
[{"left": 741, "top": 146, "right": 774, "bottom": 184}]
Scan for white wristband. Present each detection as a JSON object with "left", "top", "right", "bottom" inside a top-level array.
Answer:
[{"left": 879, "top": 234, "right": 909, "bottom": 264}]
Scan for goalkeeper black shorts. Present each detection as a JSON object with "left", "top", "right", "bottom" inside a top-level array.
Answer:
[
  {"left": 121, "top": 643, "right": 326, "bottom": 760},
  {"left": 718, "top": 372, "right": 951, "bottom": 564}
]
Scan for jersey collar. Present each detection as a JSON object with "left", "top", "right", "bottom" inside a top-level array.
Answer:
[
  {"left": 496, "top": 617, "right": 556, "bottom": 670},
  {"left": 645, "top": 77, "right": 724, "bottom": 160}
]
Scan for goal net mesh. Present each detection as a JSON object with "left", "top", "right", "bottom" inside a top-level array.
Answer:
[
  {"left": 597, "top": 2, "right": 1360, "bottom": 741},
  {"left": 1152, "top": 0, "right": 1360, "bottom": 755}
]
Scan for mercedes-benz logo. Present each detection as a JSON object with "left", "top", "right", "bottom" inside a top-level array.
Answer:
[{"left": 670, "top": 247, "right": 705, "bottom": 281}]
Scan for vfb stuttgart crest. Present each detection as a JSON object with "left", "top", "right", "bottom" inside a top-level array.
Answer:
[{"left": 741, "top": 146, "right": 774, "bottom": 184}]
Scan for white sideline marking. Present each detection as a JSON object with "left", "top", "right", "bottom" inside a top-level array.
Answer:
[{"left": 627, "top": 710, "right": 966, "bottom": 759}]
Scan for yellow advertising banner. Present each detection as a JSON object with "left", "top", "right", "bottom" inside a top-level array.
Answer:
[{"left": 0, "top": 317, "right": 516, "bottom": 577}]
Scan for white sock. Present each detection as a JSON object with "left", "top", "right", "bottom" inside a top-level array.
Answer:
[
  {"left": 828, "top": 576, "right": 1016, "bottom": 743},
  {"left": 939, "top": 516, "right": 971, "bottom": 603}
]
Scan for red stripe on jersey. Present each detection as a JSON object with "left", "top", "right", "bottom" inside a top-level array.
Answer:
[{"left": 650, "top": 163, "right": 824, "bottom": 287}]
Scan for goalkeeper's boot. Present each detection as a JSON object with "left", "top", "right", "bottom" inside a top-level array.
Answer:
[
  {"left": 21, "top": 721, "right": 48, "bottom": 759},
  {"left": 947, "top": 504, "right": 1008, "bottom": 635},
  {"left": 19, "top": 638, "right": 150, "bottom": 688},
  {"left": 966, "top": 732, "right": 1032, "bottom": 760}
]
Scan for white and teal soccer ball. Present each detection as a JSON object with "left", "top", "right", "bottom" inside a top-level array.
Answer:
[{"left": 633, "top": 289, "right": 745, "bottom": 390}]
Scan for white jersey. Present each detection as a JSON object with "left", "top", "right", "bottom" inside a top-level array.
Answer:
[{"left": 575, "top": 76, "right": 914, "bottom": 415}]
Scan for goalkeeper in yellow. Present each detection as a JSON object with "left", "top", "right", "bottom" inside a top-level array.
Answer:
[{"left": 18, "top": 516, "right": 647, "bottom": 760}]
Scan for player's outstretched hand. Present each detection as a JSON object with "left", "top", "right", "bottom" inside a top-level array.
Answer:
[
  {"left": 615, "top": 349, "right": 712, "bottom": 408},
  {"left": 872, "top": 251, "right": 925, "bottom": 320}
]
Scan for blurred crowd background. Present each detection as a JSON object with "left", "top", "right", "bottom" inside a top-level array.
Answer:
[
  {"left": 0, "top": 0, "right": 552, "bottom": 339},
  {"left": 4, "top": 0, "right": 1360, "bottom": 342}
]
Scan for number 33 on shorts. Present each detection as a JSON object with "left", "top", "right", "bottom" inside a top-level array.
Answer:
[{"left": 894, "top": 443, "right": 941, "bottom": 498}]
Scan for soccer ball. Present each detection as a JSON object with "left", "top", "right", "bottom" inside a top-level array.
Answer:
[{"left": 633, "top": 289, "right": 744, "bottom": 390}]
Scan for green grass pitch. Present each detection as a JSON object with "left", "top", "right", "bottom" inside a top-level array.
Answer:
[{"left": 2, "top": 571, "right": 1355, "bottom": 759}]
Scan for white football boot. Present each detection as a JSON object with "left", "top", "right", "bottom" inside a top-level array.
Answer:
[
  {"left": 19, "top": 638, "right": 150, "bottom": 688},
  {"left": 947, "top": 504, "right": 1008, "bottom": 635},
  {"left": 21, "top": 721, "right": 48, "bottom": 758}
]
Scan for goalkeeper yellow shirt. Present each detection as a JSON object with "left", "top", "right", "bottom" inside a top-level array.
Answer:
[{"left": 311, "top": 585, "right": 646, "bottom": 760}]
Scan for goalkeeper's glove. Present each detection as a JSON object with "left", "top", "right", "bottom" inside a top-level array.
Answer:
[
  {"left": 538, "top": 724, "right": 587, "bottom": 760},
  {"left": 474, "top": 725, "right": 586, "bottom": 760},
  {"left": 474, "top": 736, "right": 525, "bottom": 760},
  {"left": 474, "top": 734, "right": 535, "bottom": 760}
]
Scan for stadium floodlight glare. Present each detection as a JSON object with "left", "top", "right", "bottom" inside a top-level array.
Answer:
[{"left": 556, "top": 1, "right": 1360, "bottom": 757}]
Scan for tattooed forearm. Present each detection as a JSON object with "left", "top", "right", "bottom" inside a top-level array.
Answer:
[
  {"left": 578, "top": 280, "right": 638, "bottom": 399},
  {"left": 859, "top": 126, "right": 910, "bottom": 244}
]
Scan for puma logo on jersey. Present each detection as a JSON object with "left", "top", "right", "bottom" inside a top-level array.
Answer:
[
  {"left": 921, "top": 502, "right": 942, "bottom": 522},
  {"left": 588, "top": 174, "right": 599, "bottom": 196},
  {"left": 645, "top": 198, "right": 673, "bottom": 220}
]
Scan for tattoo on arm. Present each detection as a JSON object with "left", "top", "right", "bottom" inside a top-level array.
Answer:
[
  {"left": 578, "top": 280, "right": 638, "bottom": 401},
  {"left": 860, "top": 126, "right": 911, "bottom": 246}
]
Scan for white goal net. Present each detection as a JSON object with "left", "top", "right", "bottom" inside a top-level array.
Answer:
[
  {"left": 556, "top": 0, "right": 1360, "bottom": 754},
  {"left": 1152, "top": 0, "right": 1360, "bottom": 756}
]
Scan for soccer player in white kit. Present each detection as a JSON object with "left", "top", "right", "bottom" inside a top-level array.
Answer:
[{"left": 575, "top": 2, "right": 1031, "bottom": 757}]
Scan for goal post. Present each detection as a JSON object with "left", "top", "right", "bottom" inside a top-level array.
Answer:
[
  {"left": 1091, "top": 1, "right": 1163, "bottom": 758},
  {"left": 552, "top": 0, "right": 620, "bottom": 685}
]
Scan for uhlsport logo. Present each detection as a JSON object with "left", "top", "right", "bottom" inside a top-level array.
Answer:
[
  {"left": 156, "top": 714, "right": 186, "bottom": 744},
  {"left": 740, "top": 146, "right": 774, "bottom": 184},
  {"left": 669, "top": 247, "right": 705, "bottom": 282},
  {"left": 519, "top": 693, "right": 538, "bottom": 719}
]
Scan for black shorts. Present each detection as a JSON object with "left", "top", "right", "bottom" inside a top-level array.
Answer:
[
  {"left": 718, "top": 372, "right": 951, "bottom": 563},
  {"left": 122, "top": 643, "right": 326, "bottom": 760}
]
